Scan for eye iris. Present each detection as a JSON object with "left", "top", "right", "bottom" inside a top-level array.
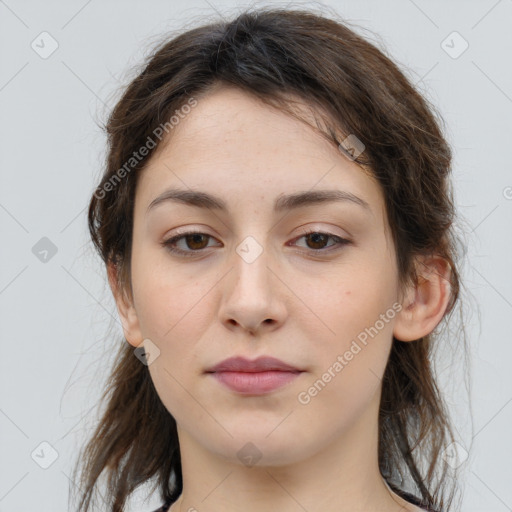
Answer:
[
  {"left": 306, "top": 233, "right": 329, "bottom": 249},
  {"left": 186, "top": 233, "right": 208, "bottom": 250}
]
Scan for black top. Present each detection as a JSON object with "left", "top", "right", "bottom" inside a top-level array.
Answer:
[
  {"left": 151, "top": 490, "right": 439, "bottom": 511},
  {"left": 397, "top": 490, "right": 440, "bottom": 511}
]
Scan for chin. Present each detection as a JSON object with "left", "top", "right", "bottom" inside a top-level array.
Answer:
[{"left": 203, "top": 427, "right": 316, "bottom": 468}]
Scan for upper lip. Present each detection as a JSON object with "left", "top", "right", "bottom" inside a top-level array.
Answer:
[{"left": 205, "top": 356, "right": 303, "bottom": 373}]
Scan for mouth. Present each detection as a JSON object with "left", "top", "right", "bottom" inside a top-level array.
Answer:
[
  {"left": 207, "top": 370, "right": 303, "bottom": 394},
  {"left": 205, "top": 356, "right": 304, "bottom": 395}
]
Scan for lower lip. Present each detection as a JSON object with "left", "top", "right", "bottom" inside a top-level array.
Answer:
[{"left": 209, "top": 370, "right": 302, "bottom": 394}]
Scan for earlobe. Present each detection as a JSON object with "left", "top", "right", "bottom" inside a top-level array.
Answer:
[
  {"left": 393, "top": 255, "right": 452, "bottom": 342},
  {"left": 107, "top": 262, "right": 143, "bottom": 347}
]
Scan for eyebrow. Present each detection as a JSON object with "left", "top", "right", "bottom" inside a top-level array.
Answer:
[{"left": 146, "top": 188, "right": 372, "bottom": 215}]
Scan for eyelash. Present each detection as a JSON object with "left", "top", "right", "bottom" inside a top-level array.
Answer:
[{"left": 161, "top": 229, "right": 351, "bottom": 258}]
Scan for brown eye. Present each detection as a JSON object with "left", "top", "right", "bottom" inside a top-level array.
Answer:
[
  {"left": 292, "top": 230, "right": 351, "bottom": 253},
  {"left": 162, "top": 229, "right": 351, "bottom": 259},
  {"left": 182, "top": 233, "right": 210, "bottom": 250},
  {"left": 162, "top": 232, "right": 219, "bottom": 257},
  {"left": 304, "top": 232, "right": 330, "bottom": 250}
]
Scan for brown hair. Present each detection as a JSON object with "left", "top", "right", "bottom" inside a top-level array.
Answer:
[{"left": 72, "top": 6, "right": 468, "bottom": 511}]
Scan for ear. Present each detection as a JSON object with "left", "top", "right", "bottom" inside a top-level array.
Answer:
[
  {"left": 107, "top": 262, "right": 143, "bottom": 347},
  {"left": 393, "top": 254, "right": 452, "bottom": 342}
]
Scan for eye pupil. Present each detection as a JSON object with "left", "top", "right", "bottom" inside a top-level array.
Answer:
[
  {"left": 306, "top": 233, "right": 328, "bottom": 249},
  {"left": 186, "top": 233, "right": 208, "bottom": 249}
]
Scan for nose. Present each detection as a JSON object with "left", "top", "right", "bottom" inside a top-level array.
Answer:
[{"left": 218, "top": 241, "right": 288, "bottom": 336}]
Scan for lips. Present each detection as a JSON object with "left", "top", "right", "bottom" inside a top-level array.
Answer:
[
  {"left": 205, "top": 356, "right": 304, "bottom": 394},
  {"left": 205, "top": 356, "right": 302, "bottom": 373}
]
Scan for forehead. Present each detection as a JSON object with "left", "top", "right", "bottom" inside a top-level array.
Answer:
[
  {"left": 136, "top": 86, "right": 384, "bottom": 218},
  {"left": 155, "top": 86, "right": 333, "bottom": 162}
]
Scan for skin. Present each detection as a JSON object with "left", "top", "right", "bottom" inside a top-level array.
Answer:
[{"left": 110, "top": 86, "right": 451, "bottom": 512}]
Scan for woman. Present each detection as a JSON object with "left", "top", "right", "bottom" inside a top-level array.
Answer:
[{"left": 72, "top": 6, "right": 467, "bottom": 512}]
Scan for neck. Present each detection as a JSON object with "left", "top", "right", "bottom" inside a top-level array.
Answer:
[{"left": 169, "top": 392, "right": 410, "bottom": 512}]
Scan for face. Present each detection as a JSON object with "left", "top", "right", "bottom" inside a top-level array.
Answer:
[{"left": 122, "top": 86, "right": 405, "bottom": 466}]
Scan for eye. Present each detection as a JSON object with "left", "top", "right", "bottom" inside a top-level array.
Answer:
[
  {"left": 161, "top": 229, "right": 351, "bottom": 258},
  {"left": 162, "top": 231, "right": 220, "bottom": 257},
  {"left": 291, "top": 229, "right": 351, "bottom": 253}
]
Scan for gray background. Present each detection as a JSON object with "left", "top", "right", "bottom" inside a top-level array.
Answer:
[{"left": 1, "top": 1, "right": 511, "bottom": 511}]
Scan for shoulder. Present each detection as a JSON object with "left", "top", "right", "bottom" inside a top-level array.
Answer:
[
  {"left": 409, "top": 505, "right": 432, "bottom": 512},
  {"left": 390, "top": 490, "right": 440, "bottom": 512},
  {"left": 400, "top": 501, "right": 436, "bottom": 512},
  {"left": 394, "top": 500, "right": 429, "bottom": 512}
]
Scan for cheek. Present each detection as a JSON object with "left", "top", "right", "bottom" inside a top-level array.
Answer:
[
  {"left": 147, "top": 358, "right": 209, "bottom": 431},
  {"left": 297, "top": 257, "right": 398, "bottom": 340},
  {"left": 297, "top": 255, "right": 398, "bottom": 389},
  {"left": 297, "top": 305, "right": 395, "bottom": 434},
  {"left": 131, "top": 247, "right": 212, "bottom": 341},
  {"left": 132, "top": 271, "right": 216, "bottom": 415}
]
